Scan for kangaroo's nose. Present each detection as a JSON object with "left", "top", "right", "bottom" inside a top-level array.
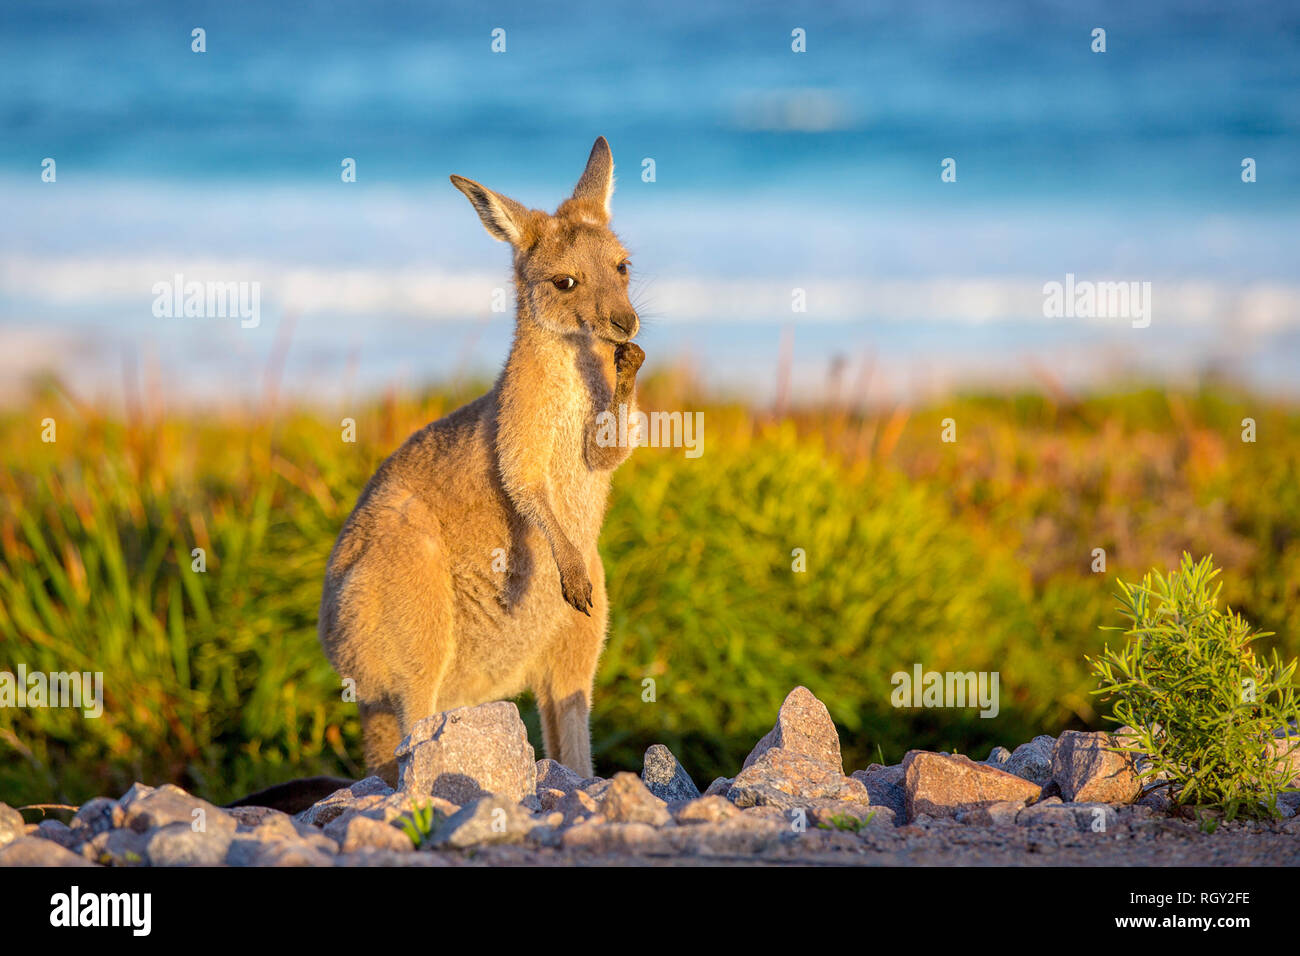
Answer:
[{"left": 611, "top": 310, "right": 639, "bottom": 338}]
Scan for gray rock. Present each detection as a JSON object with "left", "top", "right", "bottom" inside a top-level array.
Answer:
[
  {"left": 985, "top": 746, "right": 1011, "bottom": 766},
  {"left": 0, "top": 802, "right": 25, "bottom": 848},
  {"left": 1051, "top": 731, "right": 1141, "bottom": 804},
  {"left": 117, "top": 782, "right": 155, "bottom": 806},
  {"left": 320, "top": 793, "right": 455, "bottom": 852},
  {"left": 255, "top": 842, "right": 336, "bottom": 866},
  {"left": 955, "top": 799, "right": 1026, "bottom": 826},
  {"left": 35, "top": 819, "right": 82, "bottom": 850},
  {"left": 535, "top": 759, "right": 586, "bottom": 794},
  {"left": 0, "top": 836, "right": 96, "bottom": 867},
  {"left": 397, "top": 702, "right": 537, "bottom": 805},
  {"left": 1018, "top": 798, "right": 1121, "bottom": 832},
  {"left": 555, "top": 788, "right": 600, "bottom": 825},
  {"left": 295, "top": 776, "right": 394, "bottom": 827},
  {"left": 727, "top": 747, "right": 870, "bottom": 810},
  {"left": 333, "top": 815, "right": 414, "bottom": 854},
  {"left": 71, "top": 797, "right": 124, "bottom": 839},
  {"left": 228, "top": 805, "right": 292, "bottom": 829},
  {"left": 641, "top": 744, "right": 701, "bottom": 803},
  {"left": 120, "top": 783, "right": 236, "bottom": 837},
  {"left": 703, "top": 776, "right": 732, "bottom": 797},
  {"left": 144, "top": 821, "right": 233, "bottom": 866},
  {"left": 561, "top": 820, "right": 671, "bottom": 854},
  {"left": 600, "top": 773, "right": 672, "bottom": 826},
  {"left": 742, "top": 686, "right": 844, "bottom": 774},
  {"left": 1002, "top": 735, "right": 1057, "bottom": 785},
  {"left": 83, "top": 828, "right": 150, "bottom": 866},
  {"left": 850, "top": 764, "right": 906, "bottom": 819},
  {"left": 806, "top": 800, "right": 894, "bottom": 830},
  {"left": 431, "top": 795, "right": 539, "bottom": 848}
]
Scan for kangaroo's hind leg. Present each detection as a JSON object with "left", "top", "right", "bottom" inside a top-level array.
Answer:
[
  {"left": 339, "top": 503, "right": 455, "bottom": 784},
  {"left": 359, "top": 699, "right": 403, "bottom": 786},
  {"left": 536, "top": 556, "right": 609, "bottom": 777}
]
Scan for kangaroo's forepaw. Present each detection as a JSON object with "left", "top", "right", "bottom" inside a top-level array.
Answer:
[
  {"left": 559, "top": 563, "right": 594, "bottom": 615},
  {"left": 614, "top": 342, "right": 645, "bottom": 378}
]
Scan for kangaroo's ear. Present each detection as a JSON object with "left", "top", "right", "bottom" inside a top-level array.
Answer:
[
  {"left": 569, "top": 136, "right": 614, "bottom": 222},
  {"left": 450, "top": 175, "right": 536, "bottom": 246}
]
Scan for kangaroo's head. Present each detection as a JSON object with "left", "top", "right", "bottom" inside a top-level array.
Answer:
[{"left": 451, "top": 136, "right": 638, "bottom": 345}]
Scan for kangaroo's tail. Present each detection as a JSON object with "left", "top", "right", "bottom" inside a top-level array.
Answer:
[{"left": 224, "top": 776, "right": 356, "bottom": 814}]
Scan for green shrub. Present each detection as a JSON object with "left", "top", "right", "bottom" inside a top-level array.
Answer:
[{"left": 1089, "top": 554, "right": 1300, "bottom": 820}]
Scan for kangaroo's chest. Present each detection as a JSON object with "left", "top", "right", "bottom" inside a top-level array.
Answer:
[{"left": 547, "top": 367, "right": 612, "bottom": 546}]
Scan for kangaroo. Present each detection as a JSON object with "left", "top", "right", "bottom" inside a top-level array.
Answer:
[{"left": 318, "top": 137, "right": 643, "bottom": 784}]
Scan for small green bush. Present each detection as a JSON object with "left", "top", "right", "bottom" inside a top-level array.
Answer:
[{"left": 1089, "top": 554, "right": 1300, "bottom": 820}]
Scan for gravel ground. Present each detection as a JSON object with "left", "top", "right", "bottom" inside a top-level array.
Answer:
[{"left": 322, "top": 814, "right": 1300, "bottom": 866}]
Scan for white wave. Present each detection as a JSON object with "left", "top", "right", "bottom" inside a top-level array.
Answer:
[{"left": 4, "top": 255, "right": 1300, "bottom": 330}]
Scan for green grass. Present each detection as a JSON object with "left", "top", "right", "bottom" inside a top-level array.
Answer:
[{"left": 2, "top": 378, "right": 1298, "bottom": 805}]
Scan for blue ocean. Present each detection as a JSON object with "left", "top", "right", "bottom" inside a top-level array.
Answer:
[{"left": 1, "top": 0, "right": 1297, "bottom": 405}]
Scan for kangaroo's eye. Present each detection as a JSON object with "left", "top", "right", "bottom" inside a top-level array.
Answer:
[
  {"left": 552, "top": 276, "right": 577, "bottom": 291},
  {"left": 617, "top": 260, "right": 630, "bottom": 276}
]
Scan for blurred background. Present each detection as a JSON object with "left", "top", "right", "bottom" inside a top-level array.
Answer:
[{"left": 1, "top": 0, "right": 1298, "bottom": 804}]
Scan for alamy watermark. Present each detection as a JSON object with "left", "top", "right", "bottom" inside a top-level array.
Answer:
[
  {"left": 891, "top": 663, "right": 1000, "bottom": 718},
  {"left": 0, "top": 664, "right": 103, "bottom": 718},
  {"left": 1043, "top": 273, "right": 1151, "bottom": 328},
  {"left": 152, "top": 273, "right": 261, "bottom": 328},
  {"left": 595, "top": 403, "right": 703, "bottom": 458}
]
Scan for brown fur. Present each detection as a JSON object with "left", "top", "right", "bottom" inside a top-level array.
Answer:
[{"left": 319, "top": 138, "right": 643, "bottom": 782}]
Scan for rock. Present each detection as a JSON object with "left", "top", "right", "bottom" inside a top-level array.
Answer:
[
  {"left": 850, "top": 764, "right": 906, "bottom": 819},
  {"left": 0, "top": 803, "right": 24, "bottom": 848},
  {"left": 561, "top": 821, "right": 669, "bottom": 854},
  {"left": 1277, "top": 791, "right": 1300, "bottom": 818},
  {"left": 806, "top": 800, "right": 893, "bottom": 830},
  {"left": 673, "top": 796, "right": 741, "bottom": 825},
  {"left": 397, "top": 702, "right": 537, "bottom": 805},
  {"left": 295, "top": 776, "right": 394, "bottom": 827},
  {"left": 145, "top": 821, "right": 234, "bottom": 866},
  {"left": 35, "top": 819, "right": 82, "bottom": 850},
  {"left": 1267, "top": 735, "right": 1300, "bottom": 786},
  {"left": 641, "top": 745, "right": 701, "bottom": 803},
  {"left": 954, "top": 800, "right": 1026, "bottom": 826},
  {"left": 71, "top": 797, "right": 124, "bottom": 839},
  {"left": 85, "top": 828, "right": 150, "bottom": 866},
  {"left": 555, "top": 788, "right": 600, "bottom": 824},
  {"left": 256, "top": 842, "right": 336, "bottom": 866},
  {"left": 1136, "top": 786, "right": 1176, "bottom": 814},
  {"left": 1002, "top": 736, "right": 1056, "bottom": 785},
  {"left": 703, "top": 777, "right": 732, "bottom": 797},
  {"left": 1051, "top": 731, "right": 1141, "bottom": 804},
  {"left": 228, "top": 805, "right": 291, "bottom": 829},
  {"left": 660, "top": 818, "right": 788, "bottom": 856},
  {"left": 902, "top": 751, "right": 1042, "bottom": 821},
  {"left": 536, "top": 759, "right": 586, "bottom": 794},
  {"left": 985, "top": 746, "right": 1011, "bottom": 766},
  {"left": 727, "top": 747, "right": 870, "bottom": 810},
  {"left": 1018, "top": 798, "right": 1121, "bottom": 832},
  {"left": 117, "top": 782, "right": 155, "bottom": 806},
  {"left": 742, "top": 805, "right": 790, "bottom": 823},
  {"left": 537, "top": 788, "right": 567, "bottom": 812},
  {"left": 600, "top": 773, "right": 672, "bottom": 826},
  {"left": 0, "top": 836, "right": 96, "bottom": 867},
  {"left": 120, "top": 783, "right": 237, "bottom": 837},
  {"left": 431, "top": 795, "right": 539, "bottom": 848},
  {"left": 742, "top": 686, "right": 843, "bottom": 773},
  {"left": 322, "top": 792, "right": 455, "bottom": 847},
  {"left": 334, "top": 815, "right": 414, "bottom": 854}
]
